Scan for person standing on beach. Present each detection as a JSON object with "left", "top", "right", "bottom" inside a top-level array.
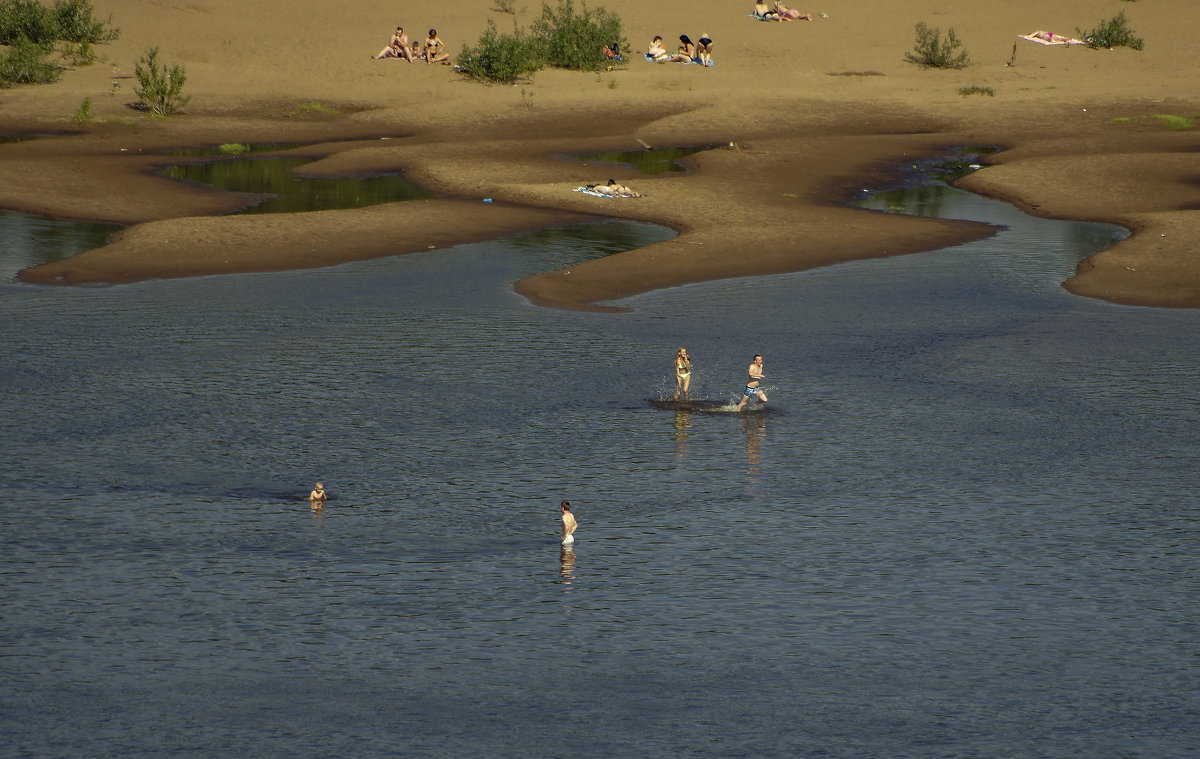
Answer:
[
  {"left": 736, "top": 354, "right": 768, "bottom": 411},
  {"left": 560, "top": 501, "right": 578, "bottom": 545},
  {"left": 674, "top": 347, "right": 692, "bottom": 400}
]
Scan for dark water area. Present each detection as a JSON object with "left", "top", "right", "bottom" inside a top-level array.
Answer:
[
  {"left": 0, "top": 209, "right": 122, "bottom": 271},
  {"left": 162, "top": 156, "right": 433, "bottom": 214},
  {"left": 578, "top": 146, "right": 709, "bottom": 175},
  {"left": 2, "top": 159, "right": 1198, "bottom": 758},
  {"left": 163, "top": 143, "right": 310, "bottom": 156},
  {"left": 0, "top": 131, "right": 74, "bottom": 144}
]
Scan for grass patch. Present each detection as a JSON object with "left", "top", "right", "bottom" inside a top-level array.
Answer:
[
  {"left": 218, "top": 142, "right": 250, "bottom": 154},
  {"left": 1079, "top": 11, "right": 1144, "bottom": 50},
  {"left": 905, "top": 22, "right": 969, "bottom": 69},
  {"left": 73, "top": 95, "right": 90, "bottom": 122},
  {"left": 958, "top": 85, "right": 994, "bottom": 97},
  {"left": 296, "top": 102, "right": 343, "bottom": 115},
  {"left": 1112, "top": 114, "right": 1195, "bottom": 130},
  {"left": 1152, "top": 114, "right": 1193, "bottom": 130}
]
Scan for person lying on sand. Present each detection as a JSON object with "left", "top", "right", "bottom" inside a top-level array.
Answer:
[
  {"left": 1028, "top": 30, "right": 1076, "bottom": 44},
  {"left": 587, "top": 179, "right": 645, "bottom": 198},
  {"left": 424, "top": 29, "right": 450, "bottom": 64},
  {"left": 774, "top": 3, "right": 814, "bottom": 21},
  {"left": 374, "top": 26, "right": 414, "bottom": 60},
  {"left": 753, "top": 1, "right": 781, "bottom": 20},
  {"left": 647, "top": 35, "right": 672, "bottom": 62}
]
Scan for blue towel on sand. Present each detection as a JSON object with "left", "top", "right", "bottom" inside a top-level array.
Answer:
[{"left": 644, "top": 53, "right": 714, "bottom": 65}]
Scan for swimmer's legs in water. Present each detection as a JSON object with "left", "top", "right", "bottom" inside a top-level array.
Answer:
[{"left": 736, "top": 388, "right": 767, "bottom": 411}]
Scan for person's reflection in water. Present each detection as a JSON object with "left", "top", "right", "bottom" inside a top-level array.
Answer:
[
  {"left": 741, "top": 413, "right": 767, "bottom": 482},
  {"left": 559, "top": 545, "right": 576, "bottom": 591},
  {"left": 673, "top": 408, "right": 692, "bottom": 458}
]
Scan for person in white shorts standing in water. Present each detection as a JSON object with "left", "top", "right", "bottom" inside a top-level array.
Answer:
[{"left": 560, "top": 501, "right": 578, "bottom": 545}]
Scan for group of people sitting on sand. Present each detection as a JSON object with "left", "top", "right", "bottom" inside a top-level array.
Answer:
[
  {"left": 647, "top": 34, "right": 714, "bottom": 66},
  {"left": 753, "top": 1, "right": 814, "bottom": 21},
  {"left": 373, "top": 26, "right": 450, "bottom": 64}
]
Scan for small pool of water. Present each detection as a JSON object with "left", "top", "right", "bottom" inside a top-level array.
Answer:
[
  {"left": 578, "top": 146, "right": 710, "bottom": 175},
  {"left": 0, "top": 210, "right": 122, "bottom": 275},
  {"left": 161, "top": 157, "right": 434, "bottom": 214},
  {"left": 163, "top": 143, "right": 309, "bottom": 157},
  {"left": 0, "top": 131, "right": 74, "bottom": 144}
]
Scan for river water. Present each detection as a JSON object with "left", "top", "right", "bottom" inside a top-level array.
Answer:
[{"left": 1, "top": 170, "right": 1198, "bottom": 757}]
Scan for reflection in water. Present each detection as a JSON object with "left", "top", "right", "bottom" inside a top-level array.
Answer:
[
  {"left": 578, "top": 146, "right": 710, "bottom": 175},
  {"left": 877, "top": 184, "right": 954, "bottom": 217},
  {"left": 163, "top": 143, "right": 307, "bottom": 157},
  {"left": 162, "top": 157, "right": 433, "bottom": 215},
  {"left": 0, "top": 210, "right": 122, "bottom": 273},
  {"left": 672, "top": 408, "right": 692, "bottom": 460},
  {"left": 741, "top": 414, "right": 767, "bottom": 481},
  {"left": 558, "top": 546, "right": 576, "bottom": 590}
]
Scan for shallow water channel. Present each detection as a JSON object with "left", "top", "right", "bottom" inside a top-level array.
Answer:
[{"left": 1, "top": 150, "right": 1197, "bottom": 758}]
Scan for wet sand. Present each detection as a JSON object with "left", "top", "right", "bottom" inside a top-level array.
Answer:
[{"left": 2, "top": 0, "right": 1197, "bottom": 307}]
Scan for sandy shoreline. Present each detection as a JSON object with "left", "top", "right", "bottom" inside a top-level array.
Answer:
[{"left": 2, "top": 0, "right": 1198, "bottom": 308}]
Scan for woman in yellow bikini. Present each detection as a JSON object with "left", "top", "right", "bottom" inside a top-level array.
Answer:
[{"left": 674, "top": 347, "right": 692, "bottom": 400}]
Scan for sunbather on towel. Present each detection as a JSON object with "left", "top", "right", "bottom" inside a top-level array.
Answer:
[
  {"left": 588, "top": 179, "right": 645, "bottom": 198},
  {"left": 753, "top": 1, "right": 781, "bottom": 21},
  {"left": 774, "top": 3, "right": 814, "bottom": 21},
  {"left": 666, "top": 35, "right": 696, "bottom": 63},
  {"left": 647, "top": 35, "right": 672, "bottom": 62},
  {"left": 1030, "top": 30, "right": 1065, "bottom": 43}
]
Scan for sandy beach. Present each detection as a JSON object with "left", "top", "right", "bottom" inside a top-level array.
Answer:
[{"left": 1, "top": 0, "right": 1197, "bottom": 308}]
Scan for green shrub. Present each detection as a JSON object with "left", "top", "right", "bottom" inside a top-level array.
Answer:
[
  {"left": 0, "top": 35, "right": 62, "bottom": 84},
  {"left": 51, "top": 0, "right": 118, "bottom": 43},
  {"left": 134, "top": 46, "right": 190, "bottom": 116},
  {"left": 0, "top": 0, "right": 57, "bottom": 47},
  {"left": 905, "top": 22, "right": 969, "bottom": 69},
  {"left": 1079, "top": 11, "right": 1143, "bottom": 50},
  {"left": 218, "top": 142, "right": 250, "bottom": 154},
  {"left": 530, "top": 0, "right": 625, "bottom": 72},
  {"left": 457, "top": 20, "right": 542, "bottom": 83},
  {"left": 0, "top": 0, "right": 115, "bottom": 45}
]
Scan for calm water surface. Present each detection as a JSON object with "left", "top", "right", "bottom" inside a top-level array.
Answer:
[{"left": 1, "top": 172, "right": 1198, "bottom": 758}]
